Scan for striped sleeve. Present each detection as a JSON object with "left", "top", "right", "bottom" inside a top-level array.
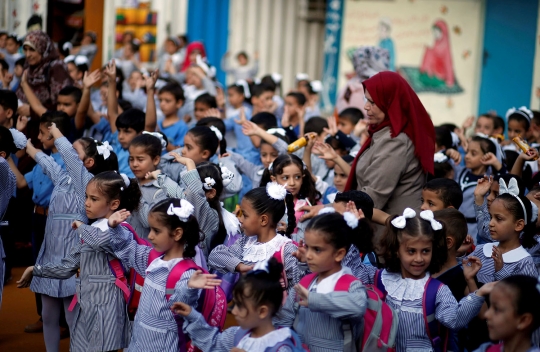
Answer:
[
  {"left": 349, "top": 260, "right": 377, "bottom": 285},
  {"left": 475, "top": 201, "right": 493, "bottom": 243},
  {"left": 156, "top": 172, "right": 186, "bottom": 198},
  {"left": 0, "top": 158, "right": 15, "bottom": 217},
  {"left": 219, "top": 156, "right": 243, "bottom": 198},
  {"left": 273, "top": 138, "right": 289, "bottom": 155},
  {"left": 308, "top": 280, "right": 367, "bottom": 323},
  {"left": 109, "top": 226, "right": 152, "bottom": 277},
  {"left": 273, "top": 287, "right": 297, "bottom": 328},
  {"left": 183, "top": 309, "right": 238, "bottom": 351},
  {"left": 168, "top": 269, "right": 200, "bottom": 309},
  {"left": 207, "top": 235, "right": 248, "bottom": 273},
  {"left": 229, "top": 152, "right": 260, "bottom": 184},
  {"left": 284, "top": 242, "right": 300, "bottom": 291},
  {"left": 77, "top": 224, "right": 115, "bottom": 253},
  {"left": 55, "top": 137, "right": 93, "bottom": 205},
  {"left": 34, "top": 152, "right": 69, "bottom": 187},
  {"left": 33, "top": 243, "right": 82, "bottom": 279},
  {"left": 435, "top": 284, "right": 484, "bottom": 330},
  {"left": 495, "top": 256, "right": 538, "bottom": 281}
]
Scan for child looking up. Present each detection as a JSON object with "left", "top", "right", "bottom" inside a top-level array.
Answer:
[
  {"left": 157, "top": 82, "right": 186, "bottom": 151},
  {"left": 281, "top": 92, "right": 306, "bottom": 140},
  {"left": 221, "top": 51, "right": 259, "bottom": 82}
]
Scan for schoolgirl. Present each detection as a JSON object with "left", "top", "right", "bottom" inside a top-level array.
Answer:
[
  {"left": 504, "top": 107, "right": 538, "bottom": 184},
  {"left": 18, "top": 171, "right": 141, "bottom": 352},
  {"left": 208, "top": 182, "right": 300, "bottom": 294},
  {"left": 173, "top": 258, "right": 304, "bottom": 351}
]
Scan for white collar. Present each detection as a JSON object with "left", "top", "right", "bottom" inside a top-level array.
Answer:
[
  {"left": 237, "top": 328, "right": 292, "bottom": 351},
  {"left": 482, "top": 243, "right": 531, "bottom": 263},
  {"left": 381, "top": 270, "right": 430, "bottom": 301},
  {"left": 326, "top": 192, "right": 337, "bottom": 204},
  {"left": 310, "top": 267, "right": 352, "bottom": 294},
  {"left": 92, "top": 218, "right": 109, "bottom": 232},
  {"left": 146, "top": 255, "right": 184, "bottom": 273},
  {"left": 256, "top": 168, "right": 264, "bottom": 176},
  {"left": 242, "top": 234, "right": 291, "bottom": 264}
]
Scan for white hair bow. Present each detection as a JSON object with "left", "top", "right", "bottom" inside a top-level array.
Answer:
[
  {"left": 267, "top": 128, "right": 286, "bottom": 137},
  {"left": 271, "top": 73, "right": 282, "bottom": 84},
  {"left": 506, "top": 106, "right": 533, "bottom": 122},
  {"left": 119, "top": 173, "right": 130, "bottom": 191},
  {"left": 221, "top": 166, "right": 234, "bottom": 187},
  {"left": 62, "top": 42, "right": 73, "bottom": 52},
  {"left": 296, "top": 73, "right": 309, "bottom": 81},
  {"left": 96, "top": 141, "right": 113, "bottom": 160},
  {"left": 203, "top": 177, "right": 216, "bottom": 190},
  {"left": 499, "top": 178, "right": 530, "bottom": 224},
  {"left": 195, "top": 55, "right": 216, "bottom": 78},
  {"left": 391, "top": 208, "right": 416, "bottom": 229},
  {"left": 74, "top": 55, "right": 89, "bottom": 66},
  {"left": 209, "top": 126, "right": 223, "bottom": 141},
  {"left": 235, "top": 80, "right": 251, "bottom": 99},
  {"left": 343, "top": 212, "right": 358, "bottom": 229},
  {"left": 143, "top": 131, "right": 167, "bottom": 148},
  {"left": 266, "top": 182, "right": 287, "bottom": 201},
  {"left": 9, "top": 128, "right": 27, "bottom": 149},
  {"left": 318, "top": 207, "right": 336, "bottom": 215},
  {"left": 268, "top": 162, "right": 274, "bottom": 171},
  {"left": 167, "top": 200, "right": 194, "bottom": 222},
  {"left": 419, "top": 210, "right": 443, "bottom": 231},
  {"left": 64, "top": 55, "right": 75, "bottom": 63},
  {"left": 310, "top": 80, "right": 323, "bottom": 93},
  {"left": 434, "top": 152, "right": 448, "bottom": 163},
  {"left": 252, "top": 260, "right": 269, "bottom": 273}
]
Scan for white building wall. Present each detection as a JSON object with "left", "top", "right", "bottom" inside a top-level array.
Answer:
[
  {"left": 1, "top": 0, "right": 48, "bottom": 36},
  {"left": 227, "top": 0, "right": 325, "bottom": 93}
]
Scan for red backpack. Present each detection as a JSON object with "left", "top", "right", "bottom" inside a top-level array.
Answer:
[{"left": 297, "top": 271, "right": 398, "bottom": 352}]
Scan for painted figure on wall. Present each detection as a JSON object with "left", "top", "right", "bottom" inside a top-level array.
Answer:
[
  {"left": 419, "top": 20, "right": 455, "bottom": 88},
  {"left": 378, "top": 18, "right": 395, "bottom": 71}
]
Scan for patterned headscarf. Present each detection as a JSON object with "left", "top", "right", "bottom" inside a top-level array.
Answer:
[{"left": 350, "top": 46, "right": 390, "bottom": 81}]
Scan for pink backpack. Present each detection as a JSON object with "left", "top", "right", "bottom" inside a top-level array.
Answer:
[
  {"left": 298, "top": 271, "right": 398, "bottom": 352},
  {"left": 147, "top": 250, "right": 228, "bottom": 352}
]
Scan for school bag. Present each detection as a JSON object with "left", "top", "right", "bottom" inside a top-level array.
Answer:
[
  {"left": 147, "top": 249, "right": 228, "bottom": 352},
  {"left": 297, "top": 271, "right": 398, "bottom": 352},
  {"left": 375, "top": 270, "right": 449, "bottom": 352},
  {"left": 233, "top": 327, "right": 308, "bottom": 352}
]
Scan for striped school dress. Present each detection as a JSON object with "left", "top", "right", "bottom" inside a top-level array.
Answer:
[
  {"left": 127, "top": 180, "right": 167, "bottom": 240},
  {"left": 0, "top": 157, "right": 16, "bottom": 310},
  {"left": 33, "top": 219, "right": 131, "bottom": 351},
  {"left": 30, "top": 151, "right": 84, "bottom": 298},
  {"left": 78, "top": 223, "right": 201, "bottom": 352}
]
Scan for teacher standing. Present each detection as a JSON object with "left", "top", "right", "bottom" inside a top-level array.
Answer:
[{"left": 345, "top": 71, "right": 435, "bottom": 215}]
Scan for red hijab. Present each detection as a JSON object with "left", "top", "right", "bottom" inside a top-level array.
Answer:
[
  {"left": 420, "top": 20, "right": 455, "bottom": 87},
  {"left": 345, "top": 71, "right": 435, "bottom": 191},
  {"left": 180, "top": 42, "right": 207, "bottom": 72}
]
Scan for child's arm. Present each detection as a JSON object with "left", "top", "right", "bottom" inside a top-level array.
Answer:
[
  {"left": 228, "top": 151, "right": 261, "bottom": 185},
  {"left": 144, "top": 70, "right": 158, "bottom": 132},
  {"left": 208, "top": 235, "right": 253, "bottom": 274},
  {"left": 480, "top": 152, "right": 504, "bottom": 174},
  {"left": 372, "top": 208, "right": 391, "bottom": 226},
  {"left": 241, "top": 120, "right": 278, "bottom": 150},
  {"left": 75, "top": 70, "right": 102, "bottom": 130},
  {"left": 284, "top": 242, "right": 301, "bottom": 290},
  {"left": 19, "top": 71, "right": 47, "bottom": 117},
  {"left": 473, "top": 176, "right": 494, "bottom": 244},
  {"left": 219, "top": 156, "right": 244, "bottom": 198},
  {"left": 104, "top": 61, "right": 119, "bottom": 133},
  {"left": 26, "top": 243, "right": 82, "bottom": 281},
  {"left": 273, "top": 287, "right": 298, "bottom": 328},
  {"left": 7, "top": 154, "right": 28, "bottom": 189},
  {"left": 312, "top": 142, "right": 352, "bottom": 176},
  {"left": 510, "top": 149, "right": 539, "bottom": 177}
]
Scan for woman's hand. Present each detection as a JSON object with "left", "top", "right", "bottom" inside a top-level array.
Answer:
[
  {"left": 168, "top": 152, "right": 196, "bottom": 171},
  {"left": 462, "top": 256, "right": 482, "bottom": 281},
  {"left": 16, "top": 266, "right": 34, "bottom": 288},
  {"left": 170, "top": 302, "right": 191, "bottom": 316},
  {"left": 108, "top": 209, "right": 131, "bottom": 228},
  {"left": 492, "top": 246, "right": 503, "bottom": 272},
  {"left": 187, "top": 270, "right": 222, "bottom": 289},
  {"left": 312, "top": 142, "right": 339, "bottom": 160},
  {"left": 48, "top": 122, "right": 63, "bottom": 140},
  {"left": 235, "top": 263, "right": 254, "bottom": 273},
  {"left": 445, "top": 148, "right": 462, "bottom": 164},
  {"left": 294, "top": 284, "right": 310, "bottom": 307},
  {"left": 145, "top": 169, "right": 162, "bottom": 180},
  {"left": 473, "top": 175, "right": 492, "bottom": 205}
]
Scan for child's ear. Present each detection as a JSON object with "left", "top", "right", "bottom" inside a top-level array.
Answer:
[
  {"left": 446, "top": 236, "right": 455, "bottom": 250},
  {"left": 84, "top": 157, "right": 95, "bottom": 169},
  {"left": 173, "top": 227, "right": 184, "bottom": 242},
  {"left": 515, "top": 219, "right": 526, "bottom": 232},
  {"left": 517, "top": 312, "right": 534, "bottom": 332},
  {"left": 152, "top": 155, "right": 161, "bottom": 167},
  {"left": 270, "top": 175, "right": 276, "bottom": 182},
  {"left": 260, "top": 213, "right": 269, "bottom": 227},
  {"left": 175, "top": 100, "right": 184, "bottom": 109},
  {"left": 447, "top": 205, "right": 455, "bottom": 209},
  {"left": 334, "top": 247, "right": 347, "bottom": 262},
  {"left": 110, "top": 199, "right": 120, "bottom": 211},
  {"left": 201, "top": 149, "right": 211, "bottom": 160},
  {"left": 257, "top": 304, "right": 270, "bottom": 320},
  {"left": 0, "top": 151, "right": 6, "bottom": 159},
  {"left": 5, "top": 108, "right": 13, "bottom": 119}
]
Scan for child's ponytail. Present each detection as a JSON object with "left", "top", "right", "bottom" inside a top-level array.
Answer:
[
  {"left": 76, "top": 137, "right": 119, "bottom": 174},
  {"left": 90, "top": 171, "right": 141, "bottom": 212},
  {"left": 284, "top": 192, "right": 296, "bottom": 237}
]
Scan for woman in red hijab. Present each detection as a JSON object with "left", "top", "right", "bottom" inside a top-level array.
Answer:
[
  {"left": 344, "top": 71, "right": 435, "bottom": 215},
  {"left": 180, "top": 41, "right": 206, "bottom": 72},
  {"left": 420, "top": 20, "right": 455, "bottom": 87}
]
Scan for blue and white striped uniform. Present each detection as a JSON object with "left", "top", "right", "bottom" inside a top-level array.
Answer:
[
  {"left": 0, "top": 157, "right": 16, "bottom": 309},
  {"left": 30, "top": 151, "right": 84, "bottom": 298},
  {"left": 273, "top": 268, "right": 367, "bottom": 352},
  {"left": 128, "top": 180, "right": 167, "bottom": 239},
  {"left": 471, "top": 243, "right": 538, "bottom": 284},
  {"left": 208, "top": 234, "right": 299, "bottom": 296},
  {"left": 78, "top": 223, "right": 201, "bottom": 352},
  {"left": 33, "top": 221, "right": 131, "bottom": 351},
  {"left": 351, "top": 266, "right": 485, "bottom": 352},
  {"left": 474, "top": 200, "right": 493, "bottom": 244}
]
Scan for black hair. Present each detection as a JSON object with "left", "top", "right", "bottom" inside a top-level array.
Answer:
[
  {"left": 196, "top": 162, "right": 226, "bottom": 251},
  {"left": 260, "top": 154, "right": 321, "bottom": 206},
  {"left": 261, "top": 129, "right": 289, "bottom": 147},
  {"left": 129, "top": 41, "right": 140, "bottom": 53},
  {"left": 196, "top": 117, "right": 227, "bottom": 155},
  {"left": 435, "top": 126, "right": 453, "bottom": 150},
  {"left": 40, "top": 111, "right": 71, "bottom": 137},
  {"left": 495, "top": 193, "right": 537, "bottom": 248},
  {"left": 233, "top": 257, "right": 284, "bottom": 316},
  {"left": 15, "top": 57, "right": 26, "bottom": 67},
  {"left": 149, "top": 198, "right": 202, "bottom": 258},
  {"left": 383, "top": 214, "right": 448, "bottom": 274},
  {"left": 26, "top": 15, "right": 43, "bottom": 30},
  {"left": 6, "top": 34, "right": 21, "bottom": 46},
  {"left": 306, "top": 213, "right": 354, "bottom": 252},
  {"left": 89, "top": 171, "right": 141, "bottom": 212},
  {"left": 424, "top": 178, "right": 463, "bottom": 208},
  {"left": 333, "top": 191, "right": 375, "bottom": 254},
  {"left": 237, "top": 51, "right": 249, "bottom": 60},
  {"left": 58, "top": 86, "right": 82, "bottom": 104},
  {"left": 251, "top": 112, "right": 277, "bottom": 130},
  {"left": 439, "top": 123, "right": 457, "bottom": 133},
  {"left": 471, "top": 135, "right": 497, "bottom": 155},
  {"left": 159, "top": 82, "right": 185, "bottom": 102},
  {"left": 130, "top": 133, "right": 163, "bottom": 160},
  {"left": 227, "top": 83, "right": 247, "bottom": 98},
  {"left": 0, "top": 59, "right": 8, "bottom": 71},
  {"left": 187, "top": 125, "right": 219, "bottom": 159},
  {"left": 298, "top": 80, "right": 317, "bottom": 95},
  {"left": 243, "top": 186, "right": 296, "bottom": 237},
  {"left": 115, "top": 108, "right": 145, "bottom": 133},
  {"left": 194, "top": 93, "right": 217, "bottom": 109},
  {"left": 178, "top": 35, "right": 188, "bottom": 45},
  {"left": 433, "top": 209, "right": 467, "bottom": 250},
  {"left": 0, "top": 125, "right": 17, "bottom": 157},
  {"left": 251, "top": 84, "right": 274, "bottom": 98},
  {"left": 76, "top": 137, "right": 119, "bottom": 175},
  {"left": 339, "top": 107, "right": 363, "bottom": 125},
  {"left": 304, "top": 117, "right": 328, "bottom": 135},
  {"left": 532, "top": 110, "right": 540, "bottom": 126},
  {"left": 286, "top": 92, "right": 307, "bottom": 106},
  {"left": 432, "top": 160, "right": 454, "bottom": 180},
  {"left": 0, "top": 89, "right": 18, "bottom": 116},
  {"left": 260, "top": 75, "right": 278, "bottom": 93},
  {"left": 478, "top": 114, "right": 498, "bottom": 130},
  {"left": 508, "top": 111, "right": 531, "bottom": 131},
  {"left": 118, "top": 99, "right": 133, "bottom": 112},
  {"left": 494, "top": 115, "right": 505, "bottom": 133},
  {"left": 498, "top": 275, "right": 540, "bottom": 331}
]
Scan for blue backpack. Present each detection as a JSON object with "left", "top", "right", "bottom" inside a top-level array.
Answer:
[{"left": 233, "top": 328, "right": 308, "bottom": 352}]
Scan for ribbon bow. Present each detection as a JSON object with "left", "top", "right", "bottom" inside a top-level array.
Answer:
[
  {"left": 221, "top": 166, "right": 234, "bottom": 187},
  {"left": 96, "top": 141, "right": 113, "bottom": 160},
  {"left": 143, "top": 131, "right": 167, "bottom": 148},
  {"left": 267, "top": 128, "right": 286, "bottom": 137},
  {"left": 235, "top": 80, "right": 251, "bottom": 98},
  {"left": 203, "top": 177, "right": 216, "bottom": 190},
  {"left": 419, "top": 210, "right": 443, "bottom": 231},
  {"left": 499, "top": 178, "right": 520, "bottom": 197},
  {"left": 266, "top": 182, "right": 287, "bottom": 201},
  {"left": 391, "top": 208, "right": 416, "bottom": 229},
  {"left": 209, "top": 126, "right": 223, "bottom": 141},
  {"left": 166, "top": 200, "right": 194, "bottom": 222},
  {"left": 343, "top": 212, "right": 358, "bottom": 229},
  {"left": 252, "top": 260, "right": 270, "bottom": 273},
  {"left": 434, "top": 152, "right": 448, "bottom": 163}
]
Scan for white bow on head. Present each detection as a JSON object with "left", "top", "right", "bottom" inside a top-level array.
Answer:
[
  {"left": 203, "top": 177, "right": 216, "bottom": 190},
  {"left": 271, "top": 73, "right": 282, "bottom": 84},
  {"left": 499, "top": 178, "right": 520, "bottom": 197},
  {"left": 143, "top": 131, "right": 167, "bottom": 148},
  {"left": 267, "top": 128, "right": 286, "bottom": 137},
  {"left": 391, "top": 208, "right": 416, "bottom": 229},
  {"left": 318, "top": 207, "right": 336, "bottom": 215},
  {"left": 221, "top": 166, "right": 234, "bottom": 187},
  {"left": 252, "top": 260, "right": 269, "bottom": 273},
  {"left": 235, "top": 79, "right": 251, "bottom": 99},
  {"left": 419, "top": 210, "right": 443, "bottom": 231},
  {"left": 343, "top": 212, "right": 358, "bottom": 229},
  {"left": 167, "top": 200, "right": 195, "bottom": 222},
  {"left": 434, "top": 152, "right": 448, "bottom": 163},
  {"left": 266, "top": 182, "right": 287, "bottom": 201},
  {"left": 209, "top": 126, "right": 223, "bottom": 141},
  {"left": 96, "top": 141, "right": 113, "bottom": 160},
  {"left": 119, "top": 173, "right": 130, "bottom": 191}
]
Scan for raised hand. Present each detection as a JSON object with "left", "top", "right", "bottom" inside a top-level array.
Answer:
[
  {"left": 47, "top": 122, "right": 63, "bottom": 139},
  {"left": 473, "top": 175, "right": 492, "bottom": 205},
  {"left": 83, "top": 69, "right": 102, "bottom": 89},
  {"left": 145, "top": 170, "right": 162, "bottom": 180},
  {"left": 346, "top": 201, "right": 365, "bottom": 220},
  {"left": 168, "top": 152, "right": 196, "bottom": 170},
  {"left": 234, "top": 107, "right": 247, "bottom": 125},
  {"left": 519, "top": 148, "right": 539, "bottom": 161},
  {"left": 462, "top": 115, "right": 475, "bottom": 130},
  {"left": 445, "top": 148, "right": 462, "bottom": 164},
  {"left": 292, "top": 240, "right": 307, "bottom": 263},
  {"left": 145, "top": 69, "right": 159, "bottom": 91},
  {"left": 170, "top": 302, "right": 191, "bottom": 316},
  {"left": 187, "top": 270, "right": 222, "bottom": 289},
  {"left": 323, "top": 116, "right": 338, "bottom": 136},
  {"left": 462, "top": 256, "right": 482, "bottom": 281},
  {"left": 241, "top": 120, "right": 262, "bottom": 137},
  {"left": 104, "top": 60, "right": 117, "bottom": 81},
  {"left": 16, "top": 266, "right": 34, "bottom": 288},
  {"left": 294, "top": 284, "right": 310, "bottom": 307},
  {"left": 108, "top": 209, "right": 131, "bottom": 228},
  {"left": 312, "top": 142, "right": 338, "bottom": 160},
  {"left": 298, "top": 204, "right": 325, "bottom": 222},
  {"left": 477, "top": 281, "right": 497, "bottom": 297},
  {"left": 203, "top": 108, "right": 221, "bottom": 119},
  {"left": 16, "top": 115, "right": 29, "bottom": 131},
  {"left": 457, "top": 234, "right": 474, "bottom": 257},
  {"left": 492, "top": 246, "right": 503, "bottom": 272}
]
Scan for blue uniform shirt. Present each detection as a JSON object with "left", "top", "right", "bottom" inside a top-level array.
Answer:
[
  {"left": 109, "top": 131, "right": 134, "bottom": 178},
  {"left": 158, "top": 119, "right": 188, "bottom": 148},
  {"left": 24, "top": 152, "right": 65, "bottom": 207}
]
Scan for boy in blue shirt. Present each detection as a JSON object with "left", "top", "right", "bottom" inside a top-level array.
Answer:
[{"left": 157, "top": 82, "right": 186, "bottom": 151}]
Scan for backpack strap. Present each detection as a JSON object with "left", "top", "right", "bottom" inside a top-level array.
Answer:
[
  {"left": 233, "top": 328, "right": 251, "bottom": 346},
  {"left": 298, "top": 273, "right": 318, "bottom": 290},
  {"left": 374, "top": 270, "right": 388, "bottom": 300},
  {"left": 335, "top": 274, "right": 358, "bottom": 352},
  {"left": 486, "top": 343, "right": 504, "bottom": 352},
  {"left": 335, "top": 274, "right": 357, "bottom": 291},
  {"left": 165, "top": 259, "right": 199, "bottom": 301},
  {"left": 272, "top": 243, "right": 289, "bottom": 289},
  {"left": 107, "top": 255, "right": 130, "bottom": 301},
  {"left": 423, "top": 277, "right": 447, "bottom": 352},
  {"left": 147, "top": 248, "right": 164, "bottom": 266}
]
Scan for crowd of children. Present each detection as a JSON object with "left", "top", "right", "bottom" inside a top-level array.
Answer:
[{"left": 1, "top": 27, "right": 540, "bottom": 352}]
